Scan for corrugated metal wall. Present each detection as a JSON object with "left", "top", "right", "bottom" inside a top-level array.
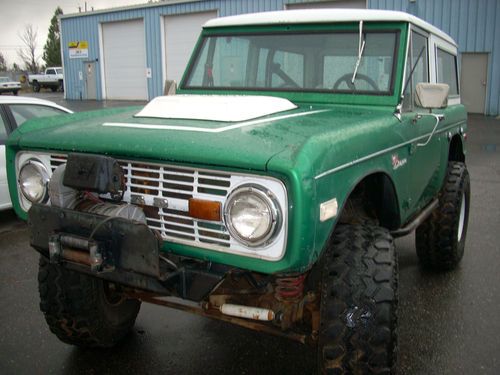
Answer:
[
  {"left": 61, "top": 0, "right": 499, "bottom": 115},
  {"left": 61, "top": 0, "right": 290, "bottom": 101},
  {"left": 369, "top": 0, "right": 500, "bottom": 115}
]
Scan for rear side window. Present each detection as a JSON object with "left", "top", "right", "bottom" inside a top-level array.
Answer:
[{"left": 436, "top": 48, "right": 459, "bottom": 96}]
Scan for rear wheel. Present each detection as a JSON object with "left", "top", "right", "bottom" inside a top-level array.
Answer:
[
  {"left": 32, "top": 81, "right": 40, "bottom": 92},
  {"left": 318, "top": 224, "right": 398, "bottom": 374},
  {"left": 38, "top": 256, "right": 141, "bottom": 347},
  {"left": 416, "top": 162, "right": 470, "bottom": 270},
  {"left": 13, "top": 90, "right": 18, "bottom": 96}
]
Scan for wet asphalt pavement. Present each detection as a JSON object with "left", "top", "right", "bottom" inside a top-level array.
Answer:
[{"left": 1, "top": 93, "right": 499, "bottom": 374}]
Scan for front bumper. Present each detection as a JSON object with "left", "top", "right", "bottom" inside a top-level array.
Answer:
[{"left": 29, "top": 204, "right": 228, "bottom": 301}]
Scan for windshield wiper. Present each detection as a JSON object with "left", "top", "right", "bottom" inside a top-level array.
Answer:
[{"left": 351, "top": 20, "right": 366, "bottom": 84}]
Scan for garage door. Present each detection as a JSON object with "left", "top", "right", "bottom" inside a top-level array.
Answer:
[
  {"left": 164, "top": 11, "right": 218, "bottom": 85},
  {"left": 102, "top": 19, "right": 148, "bottom": 100},
  {"left": 286, "top": 1, "right": 366, "bottom": 9}
]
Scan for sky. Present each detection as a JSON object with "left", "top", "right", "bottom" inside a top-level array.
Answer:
[{"left": 0, "top": 0, "right": 146, "bottom": 68}]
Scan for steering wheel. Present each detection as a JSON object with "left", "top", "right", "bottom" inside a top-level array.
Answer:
[{"left": 332, "top": 73, "right": 379, "bottom": 91}]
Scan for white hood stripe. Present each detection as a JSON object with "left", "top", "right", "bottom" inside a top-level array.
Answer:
[{"left": 103, "top": 109, "right": 328, "bottom": 133}]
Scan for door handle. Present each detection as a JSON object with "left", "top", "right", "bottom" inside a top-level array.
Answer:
[{"left": 416, "top": 114, "right": 445, "bottom": 147}]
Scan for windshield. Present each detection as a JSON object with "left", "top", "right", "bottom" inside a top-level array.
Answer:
[
  {"left": 56, "top": 68, "right": 63, "bottom": 74},
  {"left": 184, "top": 31, "right": 398, "bottom": 95}
]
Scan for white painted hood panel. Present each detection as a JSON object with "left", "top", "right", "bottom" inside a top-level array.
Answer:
[{"left": 135, "top": 95, "right": 297, "bottom": 122}]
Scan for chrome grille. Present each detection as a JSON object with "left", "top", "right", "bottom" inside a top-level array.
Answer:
[{"left": 49, "top": 154, "right": 231, "bottom": 248}]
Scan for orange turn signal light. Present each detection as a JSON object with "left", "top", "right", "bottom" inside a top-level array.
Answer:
[{"left": 188, "top": 198, "right": 222, "bottom": 222}]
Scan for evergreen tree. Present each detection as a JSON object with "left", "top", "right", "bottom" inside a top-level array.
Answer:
[{"left": 43, "top": 7, "right": 63, "bottom": 67}]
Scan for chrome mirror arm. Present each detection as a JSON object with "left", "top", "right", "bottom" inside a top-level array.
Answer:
[{"left": 393, "top": 99, "right": 403, "bottom": 122}]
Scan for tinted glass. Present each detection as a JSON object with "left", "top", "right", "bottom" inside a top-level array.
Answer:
[
  {"left": 9, "top": 104, "right": 67, "bottom": 126},
  {"left": 185, "top": 31, "right": 398, "bottom": 95},
  {"left": 436, "top": 48, "right": 458, "bottom": 95},
  {"left": 0, "top": 114, "right": 7, "bottom": 143},
  {"left": 403, "top": 31, "right": 429, "bottom": 110}
]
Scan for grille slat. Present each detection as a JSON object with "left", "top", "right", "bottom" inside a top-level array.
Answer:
[{"left": 49, "top": 154, "right": 233, "bottom": 248}]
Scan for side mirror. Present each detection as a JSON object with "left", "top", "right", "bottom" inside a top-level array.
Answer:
[
  {"left": 164, "top": 80, "right": 177, "bottom": 96},
  {"left": 415, "top": 83, "right": 449, "bottom": 109}
]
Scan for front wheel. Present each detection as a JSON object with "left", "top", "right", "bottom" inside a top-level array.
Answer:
[
  {"left": 416, "top": 162, "right": 470, "bottom": 270},
  {"left": 318, "top": 224, "right": 398, "bottom": 374},
  {"left": 38, "top": 256, "right": 141, "bottom": 347}
]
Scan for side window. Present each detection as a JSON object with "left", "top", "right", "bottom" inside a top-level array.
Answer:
[
  {"left": 9, "top": 104, "right": 67, "bottom": 127},
  {"left": 403, "top": 31, "right": 429, "bottom": 111},
  {"left": 436, "top": 48, "right": 459, "bottom": 96},
  {"left": 46, "top": 69, "right": 55, "bottom": 75}
]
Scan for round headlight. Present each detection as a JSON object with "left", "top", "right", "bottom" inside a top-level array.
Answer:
[
  {"left": 224, "top": 185, "right": 281, "bottom": 247},
  {"left": 18, "top": 160, "right": 49, "bottom": 203}
]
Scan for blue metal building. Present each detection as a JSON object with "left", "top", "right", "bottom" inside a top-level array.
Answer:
[{"left": 60, "top": 0, "right": 500, "bottom": 115}]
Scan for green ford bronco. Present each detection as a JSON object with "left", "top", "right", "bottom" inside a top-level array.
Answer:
[{"left": 7, "top": 9, "right": 469, "bottom": 374}]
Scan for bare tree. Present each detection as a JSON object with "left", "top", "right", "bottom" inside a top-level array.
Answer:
[
  {"left": 0, "top": 52, "right": 7, "bottom": 71},
  {"left": 18, "top": 24, "right": 40, "bottom": 73}
]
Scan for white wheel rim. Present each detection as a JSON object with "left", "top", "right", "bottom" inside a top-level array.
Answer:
[{"left": 458, "top": 192, "right": 466, "bottom": 241}]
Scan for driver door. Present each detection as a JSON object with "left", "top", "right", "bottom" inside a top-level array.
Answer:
[{"left": 401, "top": 29, "right": 442, "bottom": 213}]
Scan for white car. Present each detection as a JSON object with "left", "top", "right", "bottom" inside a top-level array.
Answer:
[
  {"left": 0, "top": 77, "right": 21, "bottom": 96},
  {"left": 0, "top": 96, "right": 72, "bottom": 210}
]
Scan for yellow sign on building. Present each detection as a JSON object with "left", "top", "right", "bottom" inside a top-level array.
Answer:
[{"left": 68, "top": 41, "right": 89, "bottom": 59}]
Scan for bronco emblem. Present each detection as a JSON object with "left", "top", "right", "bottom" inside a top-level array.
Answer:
[{"left": 392, "top": 154, "right": 407, "bottom": 170}]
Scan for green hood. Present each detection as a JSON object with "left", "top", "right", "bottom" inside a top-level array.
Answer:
[{"left": 11, "top": 103, "right": 395, "bottom": 174}]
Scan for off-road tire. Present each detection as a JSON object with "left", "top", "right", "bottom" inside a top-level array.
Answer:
[
  {"left": 415, "top": 162, "right": 470, "bottom": 270},
  {"left": 38, "top": 256, "right": 141, "bottom": 347},
  {"left": 318, "top": 225, "right": 398, "bottom": 374},
  {"left": 32, "top": 81, "right": 40, "bottom": 92}
]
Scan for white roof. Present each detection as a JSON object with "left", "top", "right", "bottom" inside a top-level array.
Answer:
[
  {"left": 0, "top": 96, "right": 73, "bottom": 113},
  {"left": 204, "top": 9, "right": 456, "bottom": 46}
]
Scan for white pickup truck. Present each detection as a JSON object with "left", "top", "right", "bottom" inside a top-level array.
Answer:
[{"left": 29, "top": 67, "right": 64, "bottom": 92}]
